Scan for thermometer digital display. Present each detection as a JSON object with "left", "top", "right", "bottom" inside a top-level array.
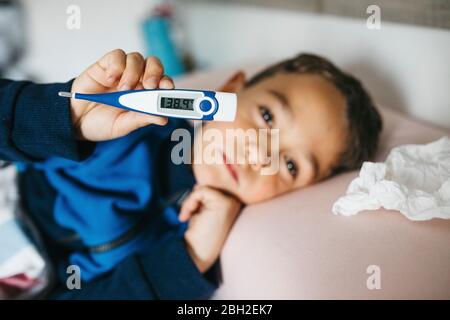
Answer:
[
  {"left": 160, "top": 97, "right": 194, "bottom": 110},
  {"left": 58, "top": 89, "right": 237, "bottom": 122}
]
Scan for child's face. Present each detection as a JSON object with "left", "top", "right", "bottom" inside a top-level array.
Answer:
[{"left": 192, "top": 71, "right": 348, "bottom": 204}]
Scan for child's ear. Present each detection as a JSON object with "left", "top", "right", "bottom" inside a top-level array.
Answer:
[{"left": 218, "top": 71, "right": 246, "bottom": 93}]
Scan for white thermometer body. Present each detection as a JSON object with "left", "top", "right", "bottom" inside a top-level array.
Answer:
[{"left": 59, "top": 89, "right": 237, "bottom": 121}]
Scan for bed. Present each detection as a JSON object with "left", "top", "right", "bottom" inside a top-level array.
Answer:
[{"left": 176, "top": 67, "right": 450, "bottom": 299}]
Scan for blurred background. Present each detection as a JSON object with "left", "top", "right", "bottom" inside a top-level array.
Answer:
[{"left": 0, "top": 0, "right": 449, "bottom": 128}]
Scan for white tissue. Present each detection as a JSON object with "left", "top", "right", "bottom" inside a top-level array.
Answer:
[{"left": 332, "top": 137, "right": 450, "bottom": 221}]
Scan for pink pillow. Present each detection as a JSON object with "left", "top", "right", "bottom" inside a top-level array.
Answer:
[{"left": 176, "top": 70, "right": 450, "bottom": 299}]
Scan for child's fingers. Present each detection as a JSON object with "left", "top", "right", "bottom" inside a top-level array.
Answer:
[
  {"left": 98, "top": 49, "right": 127, "bottom": 87},
  {"left": 132, "top": 112, "right": 168, "bottom": 126},
  {"left": 142, "top": 56, "right": 164, "bottom": 89},
  {"left": 179, "top": 186, "right": 223, "bottom": 222},
  {"left": 82, "top": 51, "right": 125, "bottom": 92},
  {"left": 192, "top": 185, "right": 224, "bottom": 203},
  {"left": 110, "top": 111, "right": 168, "bottom": 138},
  {"left": 179, "top": 190, "right": 206, "bottom": 222},
  {"left": 180, "top": 191, "right": 204, "bottom": 221},
  {"left": 82, "top": 49, "right": 126, "bottom": 89},
  {"left": 135, "top": 82, "right": 144, "bottom": 90},
  {"left": 117, "top": 52, "right": 145, "bottom": 91}
]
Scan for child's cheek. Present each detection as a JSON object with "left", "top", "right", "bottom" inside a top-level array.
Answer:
[{"left": 239, "top": 176, "right": 284, "bottom": 204}]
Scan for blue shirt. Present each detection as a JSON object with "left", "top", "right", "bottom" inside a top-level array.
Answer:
[
  {"left": 1, "top": 79, "right": 216, "bottom": 299},
  {"left": 30, "top": 119, "right": 196, "bottom": 280}
]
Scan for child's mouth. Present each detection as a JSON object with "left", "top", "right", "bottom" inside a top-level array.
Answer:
[{"left": 223, "top": 152, "right": 239, "bottom": 183}]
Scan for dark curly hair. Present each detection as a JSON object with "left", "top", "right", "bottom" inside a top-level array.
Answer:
[{"left": 245, "top": 53, "right": 383, "bottom": 175}]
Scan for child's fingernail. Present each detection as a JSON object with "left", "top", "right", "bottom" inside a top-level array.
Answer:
[{"left": 160, "top": 79, "right": 173, "bottom": 89}]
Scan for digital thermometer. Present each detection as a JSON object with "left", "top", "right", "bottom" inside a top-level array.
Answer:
[{"left": 58, "top": 89, "right": 237, "bottom": 121}]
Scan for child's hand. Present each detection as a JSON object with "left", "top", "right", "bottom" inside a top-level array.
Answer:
[
  {"left": 71, "top": 49, "right": 173, "bottom": 141},
  {"left": 180, "top": 185, "right": 242, "bottom": 273}
]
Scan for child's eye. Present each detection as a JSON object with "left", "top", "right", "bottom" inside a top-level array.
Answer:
[
  {"left": 259, "top": 106, "right": 274, "bottom": 127},
  {"left": 284, "top": 155, "right": 298, "bottom": 180}
]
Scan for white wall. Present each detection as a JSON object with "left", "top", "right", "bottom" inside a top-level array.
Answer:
[
  {"left": 17, "top": 0, "right": 156, "bottom": 81},
  {"left": 15, "top": 0, "right": 450, "bottom": 128},
  {"left": 177, "top": 2, "right": 450, "bottom": 129}
]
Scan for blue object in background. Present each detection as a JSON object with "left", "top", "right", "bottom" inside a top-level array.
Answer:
[{"left": 142, "top": 13, "right": 185, "bottom": 77}]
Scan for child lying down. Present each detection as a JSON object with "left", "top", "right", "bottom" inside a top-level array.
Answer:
[{"left": 2, "top": 50, "right": 382, "bottom": 299}]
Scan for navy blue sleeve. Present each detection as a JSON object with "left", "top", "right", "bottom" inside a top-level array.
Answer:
[
  {"left": 53, "top": 235, "right": 217, "bottom": 300},
  {"left": 0, "top": 79, "right": 94, "bottom": 162}
]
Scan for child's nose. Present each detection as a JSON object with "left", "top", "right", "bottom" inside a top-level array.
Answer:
[{"left": 247, "top": 140, "right": 272, "bottom": 172}]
